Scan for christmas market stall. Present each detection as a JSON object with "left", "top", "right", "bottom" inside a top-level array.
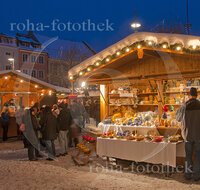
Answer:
[
  {"left": 0, "top": 70, "right": 70, "bottom": 139},
  {"left": 69, "top": 32, "right": 200, "bottom": 167}
]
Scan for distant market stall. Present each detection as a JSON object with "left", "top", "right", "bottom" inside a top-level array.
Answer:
[
  {"left": 0, "top": 70, "right": 70, "bottom": 138},
  {"left": 69, "top": 32, "right": 200, "bottom": 167}
]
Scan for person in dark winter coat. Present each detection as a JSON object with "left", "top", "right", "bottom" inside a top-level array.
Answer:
[
  {"left": 70, "top": 100, "right": 83, "bottom": 147},
  {"left": 40, "top": 106, "right": 58, "bottom": 160},
  {"left": 1, "top": 107, "right": 10, "bottom": 141},
  {"left": 20, "top": 108, "right": 40, "bottom": 161},
  {"left": 176, "top": 87, "right": 200, "bottom": 181},
  {"left": 57, "top": 103, "right": 72, "bottom": 156}
]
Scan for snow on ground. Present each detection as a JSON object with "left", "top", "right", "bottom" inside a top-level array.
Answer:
[{"left": 0, "top": 140, "right": 200, "bottom": 190}]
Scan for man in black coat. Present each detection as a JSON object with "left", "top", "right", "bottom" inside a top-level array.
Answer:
[
  {"left": 176, "top": 87, "right": 200, "bottom": 181},
  {"left": 40, "top": 106, "right": 58, "bottom": 160},
  {"left": 57, "top": 103, "right": 72, "bottom": 156}
]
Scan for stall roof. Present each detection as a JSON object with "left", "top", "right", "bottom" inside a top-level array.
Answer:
[
  {"left": 69, "top": 32, "right": 200, "bottom": 77},
  {"left": 0, "top": 70, "right": 71, "bottom": 93}
]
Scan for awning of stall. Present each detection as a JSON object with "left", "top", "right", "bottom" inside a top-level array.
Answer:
[
  {"left": 0, "top": 70, "right": 71, "bottom": 108},
  {"left": 0, "top": 70, "right": 71, "bottom": 93},
  {"left": 69, "top": 32, "right": 200, "bottom": 84}
]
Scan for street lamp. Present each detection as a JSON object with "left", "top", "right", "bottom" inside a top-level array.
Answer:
[
  {"left": 131, "top": 22, "right": 141, "bottom": 29},
  {"left": 8, "top": 58, "right": 15, "bottom": 70},
  {"left": 131, "top": 9, "right": 141, "bottom": 32}
]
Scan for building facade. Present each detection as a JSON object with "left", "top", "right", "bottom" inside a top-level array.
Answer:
[
  {"left": 0, "top": 31, "right": 48, "bottom": 82},
  {"left": 19, "top": 49, "right": 48, "bottom": 82},
  {"left": 0, "top": 34, "right": 19, "bottom": 71}
]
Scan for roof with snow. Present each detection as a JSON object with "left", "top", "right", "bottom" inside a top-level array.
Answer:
[
  {"left": 69, "top": 32, "right": 200, "bottom": 76},
  {"left": 17, "top": 36, "right": 40, "bottom": 43},
  {"left": 0, "top": 70, "right": 71, "bottom": 93}
]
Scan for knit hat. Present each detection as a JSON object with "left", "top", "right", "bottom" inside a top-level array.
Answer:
[{"left": 189, "top": 87, "right": 198, "bottom": 97}]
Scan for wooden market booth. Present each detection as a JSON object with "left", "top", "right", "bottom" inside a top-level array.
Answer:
[
  {"left": 69, "top": 32, "right": 200, "bottom": 123},
  {"left": 0, "top": 70, "right": 70, "bottom": 138},
  {"left": 69, "top": 32, "right": 200, "bottom": 167}
]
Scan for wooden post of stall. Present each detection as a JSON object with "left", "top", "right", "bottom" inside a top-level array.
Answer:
[
  {"left": 0, "top": 94, "right": 2, "bottom": 111},
  {"left": 156, "top": 80, "right": 164, "bottom": 122},
  {"left": 100, "top": 84, "right": 109, "bottom": 121}
]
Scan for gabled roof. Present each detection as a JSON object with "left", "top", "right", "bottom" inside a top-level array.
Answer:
[
  {"left": 0, "top": 70, "right": 71, "bottom": 93},
  {"left": 69, "top": 32, "right": 200, "bottom": 77}
]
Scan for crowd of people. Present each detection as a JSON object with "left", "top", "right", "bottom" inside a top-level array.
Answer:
[{"left": 1, "top": 99, "right": 91, "bottom": 161}]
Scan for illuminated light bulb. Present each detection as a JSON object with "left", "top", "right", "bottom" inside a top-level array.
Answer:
[
  {"left": 4, "top": 76, "right": 8, "bottom": 80},
  {"left": 192, "top": 45, "right": 197, "bottom": 50},
  {"left": 35, "top": 85, "right": 38, "bottom": 88},
  {"left": 79, "top": 72, "right": 83, "bottom": 76},
  {"left": 126, "top": 48, "right": 130, "bottom": 52},
  {"left": 116, "top": 51, "right": 120, "bottom": 56},
  {"left": 131, "top": 23, "right": 141, "bottom": 28},
  {"left": 176, "top": 46, "right": 181, "bottom": 51},
  {"left": 41, "top": 93, "right": 44, "bottom": 96},
  {"left": 137, "top": 45, "right": 141, "bottom": 49},
  {"left": 87, "top": 67, "right": 91, "bottom": 72},
  {"left": 95, "top": 62, "right": 100, "bottom": 66},
  {"left": 162, "top": 44, "right": 167, "bottom": 49},
  {"left": 20, "top": 80, "right": 23, "bottom": 83},
  {"left": 49, "top": 90, "right": 52, "bottom": 95},
  {"left": 69, "top": 76, "right": 73, "bottom": 80},
  {"left": 148, "top": 41, "right": 152, "bottom": 45},
  {"left": 106, "top": 58, "right": 110, "bottom": 62}
]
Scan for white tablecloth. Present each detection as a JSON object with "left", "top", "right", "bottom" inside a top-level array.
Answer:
[
  {"left": 98, "top": 123, "right": 159, "bottom": 136},
  {"left": 97, "top": 137, "right": 185, "bottom": 167}
]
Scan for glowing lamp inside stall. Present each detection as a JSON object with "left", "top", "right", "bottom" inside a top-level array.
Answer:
[
  {"left": 126, "top": 48, "right": 130, "bottom": 52},
  {"left": 4, "top": 76, "right": 8, "bottom": 80},
  {"left": 137, "top": 45, "right": 141, "bottom": 49},
  {"left": 81, "top": 81, "right": 86, "bottom": 88},
  {"left": 20, "top": 80, "right": 23, "bottom": 83},
  {"left": 49, "top": 90, "right": 52, "bottom": 95},
  {"left": 176, "top": 46, "right": 181, "bottom": 51},
  {"left": 69, "top": 76, "right": 73, "bottom": 80},
  {"left": 192, "top": 45, "right": 197, "bottom": 50}
]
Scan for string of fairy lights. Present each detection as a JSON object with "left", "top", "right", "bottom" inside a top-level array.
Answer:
[
  {"left": 3, "top": 75, "right": 53, "bottom": 96},
  {"left": 69, "top": 40, "right": 200, "bottom": 81}
]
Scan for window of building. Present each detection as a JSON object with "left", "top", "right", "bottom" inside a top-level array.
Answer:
[
  {"left": 31, "top": 55, "right": 36, "bottom": 63},
  {"left": 38, "top": 56, "right": 44, "bottom": 64},
  {"left": 5, "top": 52, "right": 11, "bottom": 56},
  {"left": 31, "top": 70, "right": 36, "bottom": 78},
  {"left": 22, "top": 69, "right": 28, "bottom": 74},
  {"left": 22, "top": 54, "right": 28, "bottom": 62},
  {"left": 5, "top": 65, "right": 11, "bottom": 70},
  {"left": 38, "top": 71, "right": 44, "bottom": 79}
]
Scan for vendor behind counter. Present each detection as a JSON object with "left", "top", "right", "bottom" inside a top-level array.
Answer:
[{"left": 0, "top": 105, "right": 18, "bottom": 141}]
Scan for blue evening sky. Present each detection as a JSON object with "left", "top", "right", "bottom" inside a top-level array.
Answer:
[{"left": 0, "top": 0, "right": 199, "bottom": 52}]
